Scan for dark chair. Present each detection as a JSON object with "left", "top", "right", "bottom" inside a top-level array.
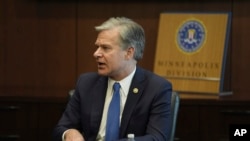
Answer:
[
  {"left": 68, "top": 89, "right": 75, "bottom": 98},
  {"left": 169, "top": 91, "right": 180, "bottom": 141}
]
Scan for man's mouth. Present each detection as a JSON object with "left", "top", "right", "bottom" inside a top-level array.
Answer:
[
  {"left": 98, "top": 62, "right": 104, "bottom": 65},
  {"left": 97, "top": 62, "right": 106, "bottom": 68}
]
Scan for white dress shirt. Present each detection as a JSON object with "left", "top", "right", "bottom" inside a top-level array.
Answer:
[{"left": 96, "top": 68, "right": 136, "bottom": 141}]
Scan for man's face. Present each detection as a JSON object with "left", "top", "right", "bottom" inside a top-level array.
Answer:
[{"left": 93, "top": 28, "right": 130, "bottom": 80}]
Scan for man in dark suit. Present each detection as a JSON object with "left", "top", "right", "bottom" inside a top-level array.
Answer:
[{"left": 53, "top": 17, "right": 172, "bottom": 141}]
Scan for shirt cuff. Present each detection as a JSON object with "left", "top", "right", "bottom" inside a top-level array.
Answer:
[{"left": 62, "top": 129, "right": 70, "bottom": 141}]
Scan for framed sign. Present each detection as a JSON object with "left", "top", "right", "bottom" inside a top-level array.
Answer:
[{"left": 154, "top": 12, "right": 232, "bottom": 98}]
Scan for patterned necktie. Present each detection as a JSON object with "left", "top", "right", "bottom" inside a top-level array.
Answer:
[{"left": 105, "top": 82, "right": 121, "bottom": 141}]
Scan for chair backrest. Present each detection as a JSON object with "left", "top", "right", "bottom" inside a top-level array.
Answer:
[
  {"left": 169, "top": 91, "right": 180, "bottom": 141},
  {"left": 68, "top": 89, "right": 75, "bottom": 98}
]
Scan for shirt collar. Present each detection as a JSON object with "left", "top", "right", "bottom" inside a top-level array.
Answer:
[{"left": 108, "top": 67, "right": 136, "bottom": 96}]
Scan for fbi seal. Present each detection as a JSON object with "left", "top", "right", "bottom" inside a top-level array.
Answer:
[{"left": 176, "top": 19, "right": 206, "bottom": 54}]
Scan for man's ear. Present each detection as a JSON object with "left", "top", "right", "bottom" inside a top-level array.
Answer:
[{"left": 126, "top": 47, "right": 135, "bottom": 60}]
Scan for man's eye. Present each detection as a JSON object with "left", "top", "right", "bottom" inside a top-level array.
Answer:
[{"left": 102, "top": 46, "right": 110, "bottom": 50}]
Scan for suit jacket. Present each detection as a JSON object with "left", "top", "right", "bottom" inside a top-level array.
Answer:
[{"left": 53, "top": 67, "right": 172, "bottom": 141}]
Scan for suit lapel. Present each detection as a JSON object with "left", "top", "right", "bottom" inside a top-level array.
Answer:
[
  {"left": 90, "top": 76, "right": 108, "bottom": 135},
  {"left": 120, "top": 68, "right": 146, "bottom": 137}
]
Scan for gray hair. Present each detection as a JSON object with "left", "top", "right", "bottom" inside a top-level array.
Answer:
[{"left": 95, "top": 17, "right": 145, "bottom": 61}]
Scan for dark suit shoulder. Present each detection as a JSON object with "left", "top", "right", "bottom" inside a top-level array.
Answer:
[
  {"left": 79, "top": 72, "right": 99, "bottom": 79},
  {"left": 77, "top": 72, "right": 107, "bottom": 86}
]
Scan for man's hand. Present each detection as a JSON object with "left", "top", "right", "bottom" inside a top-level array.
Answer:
[{"left": 64, "top": 129, "right": 85, "bottom": 141}]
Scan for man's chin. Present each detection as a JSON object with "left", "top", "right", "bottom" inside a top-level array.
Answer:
[{"left": 97, "top": 70, "right": 108, "bottom": 76}]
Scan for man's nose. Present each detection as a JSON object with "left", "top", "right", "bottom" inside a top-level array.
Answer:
[{"left": 93, "top": 47, "right": 102, "bottom": 58}]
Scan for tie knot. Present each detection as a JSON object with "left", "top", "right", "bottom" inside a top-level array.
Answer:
[{"left": 113, "top": 82, "right": 120, "bottom": 91}]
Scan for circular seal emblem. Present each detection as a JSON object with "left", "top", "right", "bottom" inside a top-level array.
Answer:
[{"left": 176, "top": 19, "right": 206, "bottom": 54}]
